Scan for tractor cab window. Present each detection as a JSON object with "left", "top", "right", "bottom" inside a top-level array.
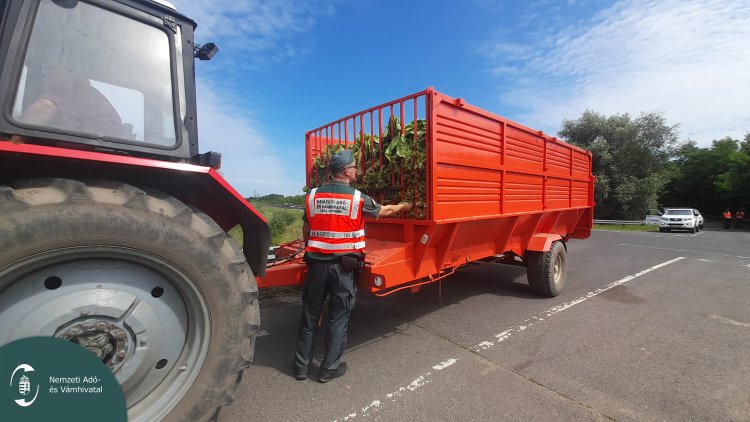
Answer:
[{"left": 11, "top": 0, "right": 178, "bottom": 147}]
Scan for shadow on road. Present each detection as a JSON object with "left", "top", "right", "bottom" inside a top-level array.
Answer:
[{"left": 251, "top": 262, "right": 540, "bottom": 378}]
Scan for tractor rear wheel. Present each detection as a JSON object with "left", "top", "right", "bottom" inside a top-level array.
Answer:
[
  {"left": 526, "top": 241, "right": 567, "bottom": 297},
  {"left": 0, "top": 178, "right": 259, "bottom": 422}
]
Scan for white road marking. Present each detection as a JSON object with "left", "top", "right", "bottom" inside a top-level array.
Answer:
[
  {"left": 618, "top": 243, "right": 750, "bottom": 260},
  {"left": 592, "top": 230, "right": 664, "bottom": 238},
  {"left": 710, "top": 315, "right": 750, "bottom": 328},
  {"left": 595, "top": 230, "right": 712, "bottom": 240},
  {"left": 696, "top": 259, "right": 712, "bottom": 263},
  {"left": 432, "top": 358, "right": 458, "bottom": 370},
  {"left": 690, "top": 231, "right": 704, "bottom": 237},
  {"left": 331, "top": 358, "right": 458, "bottom": 422},
  {"left": 331, "top": 257, "right": 684, "bottom": 421},
  {"left": 473, "top": 257, "right": 685, "bottom": 352}
]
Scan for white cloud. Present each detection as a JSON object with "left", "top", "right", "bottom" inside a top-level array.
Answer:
[
  {"left": 195, "top": 80, "right": 300, "bottom": 196},
  {"left": 168, "top": 0, "right": 335, "bottom": 195},
  {"left": 491, "top": 0, "right": 750, "bottom": 145},
  {"left": 174, "top": 0, "right": 334, "bottom": 66}
]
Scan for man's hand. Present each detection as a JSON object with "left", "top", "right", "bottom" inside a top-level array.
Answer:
[{"left": 378, "top": 202, "right": 412, "bottom": 218}]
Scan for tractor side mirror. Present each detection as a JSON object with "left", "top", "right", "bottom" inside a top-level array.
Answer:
[{"left": 194, "top": 42, "right": 219, "bottom": 60}]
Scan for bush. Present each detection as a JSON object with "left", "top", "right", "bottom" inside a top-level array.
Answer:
[{"left": 268, "top": 210, "right": 299, "bottom": 245}]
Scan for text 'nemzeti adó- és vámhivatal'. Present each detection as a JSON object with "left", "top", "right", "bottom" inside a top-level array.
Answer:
[{"left": 48, "top": 376, "right": 104, "bottom": 393}]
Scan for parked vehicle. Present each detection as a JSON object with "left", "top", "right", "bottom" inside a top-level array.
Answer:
[
  {"left": 645, "top": 208, "right": 663, "bottom": 225},
  {"left": 693, "top": 209, "right": 705, "bottom": 229},
  {"left": 659, "top": 208, "right": 702, "bottom": 232},
  {"left": 261, "top": 88, "right": 595, "bottom": 298}
]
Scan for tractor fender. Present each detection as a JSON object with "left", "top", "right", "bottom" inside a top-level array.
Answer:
[{"left": 0, "top": 141, "right": 270, "bottom": 276}]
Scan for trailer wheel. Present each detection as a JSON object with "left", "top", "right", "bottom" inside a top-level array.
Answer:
[
  {"left": 526, "top": 241, "right": 567, "bottom": 297},
  {"left": 0, "top": 178, "right": 259, "bottom": 422}
]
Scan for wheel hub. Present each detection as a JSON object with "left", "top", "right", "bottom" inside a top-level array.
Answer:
[
  {"left": 553, "top": 254, "right": 562, "bottom": 283},
  {"left": 55, "top": 320, "right": 130, "bottom": 371},
  {"left": 0, "top": 252, "right": 207, "bottom": 417}
]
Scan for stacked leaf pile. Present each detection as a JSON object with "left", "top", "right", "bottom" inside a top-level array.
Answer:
[{"left": 308, "top": 116, "right": 427, "bottom": 219}]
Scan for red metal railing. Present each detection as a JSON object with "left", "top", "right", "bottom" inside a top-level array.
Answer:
[{"left": 305, "top": 89, "right": 432, "bottom": 219}]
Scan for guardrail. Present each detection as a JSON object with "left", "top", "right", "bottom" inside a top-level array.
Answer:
[{"left": 593, "top": 219, "right": 646, "bottom": 225}]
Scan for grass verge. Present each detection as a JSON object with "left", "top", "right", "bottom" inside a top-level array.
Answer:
[{"left": 593, "top": 224, "right": 659, "bottom": 232}]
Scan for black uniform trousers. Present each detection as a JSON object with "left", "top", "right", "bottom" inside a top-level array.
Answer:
[{"left": 294, "top": 260, "right": 357, "bottom": 376}]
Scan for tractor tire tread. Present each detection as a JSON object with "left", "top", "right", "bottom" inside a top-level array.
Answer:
[{"left": 0, "top": 178, "right": 259, "bottom": 422}]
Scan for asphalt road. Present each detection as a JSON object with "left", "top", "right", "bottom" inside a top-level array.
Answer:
[{"left": 221, "top": 227, "right": 750, "bottom": 422}]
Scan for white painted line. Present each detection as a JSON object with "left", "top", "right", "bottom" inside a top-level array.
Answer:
[
  {"left": 598, "top": 230, "right": 715, "bottom": 240},
  {"left": 473, "top": 257, "right": 686, "bottom": 352},
  {"left": 710, "top": 315, "right": 750, "bottom": 328},
  {"left": 331, "top": 257, "right": 685, "bottom": 421},
  {"left": 331, "top": 358, "right": 459, "bottom": 422},
  {"left": 593, "top": 231, "right": 664, "bottom": 238},
  {"left": 432, "top": 358, "right": 458, "bottom": 370},
  {"left": 618, "top": 243, "right": 750, "bottom": 259}
]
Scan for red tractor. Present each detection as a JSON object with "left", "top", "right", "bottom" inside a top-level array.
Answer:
[{"left": 0, "top": 1, "right": 269, "bottom": 420}]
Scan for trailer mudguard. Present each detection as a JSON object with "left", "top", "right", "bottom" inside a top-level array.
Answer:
[{"left": 527, "top": 233, "right": 563, "bottom": 252}]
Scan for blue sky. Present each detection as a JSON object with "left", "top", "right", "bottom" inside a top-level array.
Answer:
[{"left": 171, "top": 0, "right": 750, "bottom": 196}]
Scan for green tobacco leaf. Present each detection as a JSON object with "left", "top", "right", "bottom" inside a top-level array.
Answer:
[
  {"left": 396, "top": 135, "right": 412, "bottom": 160},
  {"left": 312, "top": 117, "right": 428, "bottom": 219}
]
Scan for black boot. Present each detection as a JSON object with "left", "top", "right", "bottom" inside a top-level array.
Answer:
[{"left": 318, "top": 362, "right": 347, "bottom": 383}]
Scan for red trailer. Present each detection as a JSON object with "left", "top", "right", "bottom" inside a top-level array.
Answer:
[{"left": 260, "top": 88, "right": 595, "bottom": 297}]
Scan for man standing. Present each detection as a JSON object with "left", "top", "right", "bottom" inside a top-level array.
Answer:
[
  {"left": 723, "top": 209, "right": 732, "bottom": 229},
  {"left": 294, "top": 149, "right": 412, "bottom": 383}
]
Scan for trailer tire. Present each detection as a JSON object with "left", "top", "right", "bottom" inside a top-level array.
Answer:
[
  {"left": 526, "top": 241, "right": 567, "bottom": 297},
  {"left": 0, "top": 178, "right": 259, "bottom": 422}
]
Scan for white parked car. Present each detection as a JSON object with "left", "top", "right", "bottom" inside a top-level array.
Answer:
[
  {"left": 659, "top": 208, "right": 703, "bottom": 233},
  {"left": 644, "top": 209, "right": 663, "bottom": 225},
  {"left": 693, "top": 209, "right": 704, "bottom": 229}
]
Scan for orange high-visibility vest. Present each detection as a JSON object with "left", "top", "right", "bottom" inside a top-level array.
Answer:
[
  {"left": 724, "top": 211, "right": 732, "bottom": 219},
  {"left": 305, "top": 187, "right": 366, "bottom": 254}
]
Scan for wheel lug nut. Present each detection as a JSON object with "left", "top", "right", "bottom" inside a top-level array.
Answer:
[
  {"left": 117, "top": 351, "right": 126, "bottom": 360},
  {"left": 96, "top": 322, "right": 107, "bottom": 331}
]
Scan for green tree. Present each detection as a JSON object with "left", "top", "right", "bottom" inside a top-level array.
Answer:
[
  {"left": 661, "top": 136, "right": 749, "bottom": 215},
  {"left": 661, "top": 138, "right": 733, "bottom": 214},
  {"left": 559, "top": 110, "right": 679, "bottom": 220},
  {"left": 714, "top": 134, "right": 750, "bottom": 211}
]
